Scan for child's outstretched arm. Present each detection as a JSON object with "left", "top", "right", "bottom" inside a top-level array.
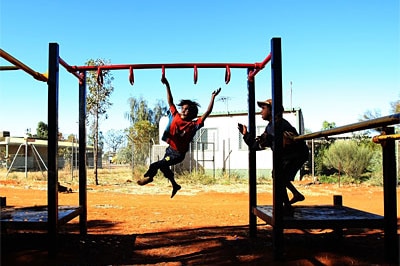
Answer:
[
  {"left": 201, "top": 87, "right": 221, "bottom": 121},
  {"left": 162, "top": 76, "right": 174, "bottom": 106}
]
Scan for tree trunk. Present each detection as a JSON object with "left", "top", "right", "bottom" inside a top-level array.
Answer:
[{"left": 94, "top": 105, "right": 99, "bottom": 185}]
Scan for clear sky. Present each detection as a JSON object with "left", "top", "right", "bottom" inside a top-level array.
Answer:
[{"left": 1, "top": 0, "right": 399, "bottom": 138}]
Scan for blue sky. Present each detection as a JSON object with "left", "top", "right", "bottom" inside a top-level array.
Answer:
[{"left": 1, "top": 0, "right": 399, "bottom": 138}]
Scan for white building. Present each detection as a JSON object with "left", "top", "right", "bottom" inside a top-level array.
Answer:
[{"left": 151, "top": 109, "right": 305, "bottom": 178}]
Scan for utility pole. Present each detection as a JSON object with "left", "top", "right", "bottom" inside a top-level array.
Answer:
[{"left": 290, "top": 81, "right": 293, "bottom": 110}]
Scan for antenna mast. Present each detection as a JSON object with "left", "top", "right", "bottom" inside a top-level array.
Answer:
[
  {"left": 218, "top": 96, "right": 231, "bottom": 115},
  {"left": 290, "top": 81, "right": 293, "bottom": 110}
]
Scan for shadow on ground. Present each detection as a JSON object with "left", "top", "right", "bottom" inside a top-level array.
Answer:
[{"left": 1, "top": 224, "right": 397, "bottom": 265}]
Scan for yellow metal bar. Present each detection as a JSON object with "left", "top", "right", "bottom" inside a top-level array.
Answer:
[
  {"left": 0, "top": 49, "right": 48, "bottom": 82},
  {"left": 372, "top": 134, "right": 400, "bottom": 143}
]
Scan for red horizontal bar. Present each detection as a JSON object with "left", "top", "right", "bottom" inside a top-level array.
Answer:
[
  {"left": 68, "top": 62, "right": 263, "bottom": 72},
  {"left": 60, "top": 53, "right": 272, "bottom": 82}
]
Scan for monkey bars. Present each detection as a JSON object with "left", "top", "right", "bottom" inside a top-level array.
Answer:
[
  {"left": 1, "top": 38, "right": 398, "bottom": 263},
  {"left": 1, "top": 47, "right": 272, "bottom": 86},
  {"left": 59, "top": 56, "right": 272, "bottom": 86},
  {"left": 1, "top": 43, "right": 273, "bottom": 256}
]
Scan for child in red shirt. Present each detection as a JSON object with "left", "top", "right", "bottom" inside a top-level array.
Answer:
[{"left": 137, "top": 76, "right": 221, "bottom": 198}]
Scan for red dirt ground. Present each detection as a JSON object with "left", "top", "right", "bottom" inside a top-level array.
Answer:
[{"left": 1, "top": 178, "right": 399, "bottom": 265}]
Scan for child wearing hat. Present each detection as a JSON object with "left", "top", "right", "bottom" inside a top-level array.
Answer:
[{"left": 238, "top": 99, "right": 309, "bottom": 214}]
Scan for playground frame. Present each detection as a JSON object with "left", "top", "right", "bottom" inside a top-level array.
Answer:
[
  {"left": 1, "top": 38, "right": 399, "bottom": 263},
  {"left": 254, "top": 39, "right": 398, "bottom": 262}
]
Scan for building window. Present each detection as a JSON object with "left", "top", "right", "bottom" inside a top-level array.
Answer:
[
  {"left": 238, "top": 126, "right": 265, "bottom": 151},
  {"left": 192, "top": 128, "right": 217, "bottom": 151}
]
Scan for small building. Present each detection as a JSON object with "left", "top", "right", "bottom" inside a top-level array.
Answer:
[
  {"left": 152, "top": 109, "right": 306, "bottom": 178},
  {"left": 0, "top": 134, "right": 101, "bottom": 171}
]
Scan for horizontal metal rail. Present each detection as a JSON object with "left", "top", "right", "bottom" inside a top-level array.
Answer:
[
  {"left": 294, "top": 113, "right": 400, "bottom": 141},
  {"left": 373, "top": 134, "right": 400, "bottom": 143},
  {"left": 59, "top": 54, "right": 272, "bottom": 85},
  {"left": 0, "top": 66, "right": 19, "bottom": 70},
  {"left": 0, "top": 49, "right": 48, "bottom": 82},
  {"left": 65, "top": 61, "right": 267, "bottom": 72}
]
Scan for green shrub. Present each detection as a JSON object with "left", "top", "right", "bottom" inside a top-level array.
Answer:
[{"left": 322, "top": 139, "right": 374, "bottom": 182}]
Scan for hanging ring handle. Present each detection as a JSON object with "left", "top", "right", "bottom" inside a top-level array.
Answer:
[
  {"left": 96, "top": 67, "right": 103, "bottom": 86},
  {"left": 129, "top": 66, "right": 134, "bottom": 86},
  {"left": 225, "top": 65, "right": 231, "bottom": 84},
  {"left": 194, "top": 65, "right": 198, "bottom": 84}
]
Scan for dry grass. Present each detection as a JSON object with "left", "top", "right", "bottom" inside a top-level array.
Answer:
[
  {"left": 0, "top": 168, "right": 328, "bottom": 199},
  {"left": 1, "top": 164, "right": 141, "bottom": 182},
  {"left": 1, "top": 164, "right": 272, "bottom": 185},
  {"left": 2, "top": 165, "right": 373, "bottom": 197},
  {"left": 0, "top": 164, "right": 277, "bottom": 196}
]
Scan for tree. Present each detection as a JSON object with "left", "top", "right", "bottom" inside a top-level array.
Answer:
[
  {"left": 86, "top": 59, "right": 114, "bottom": 185},
  {"left": 390, "top": 97, "right": 400, "bottom": 113},
  {"left": 390, "top": 97, "right": 400, "bottom": 134},
  {"left": 125, "top": 97, "right": 167, "bottom": 130},
  {"left": 66, "top": 134, "right": 77, "bottom": 143},
  {"left": 114, "top": 145, "right": 131, "bottom": 164},
  {"left": 321, "top": 121, "right": 336, "bottom": 130},
  {"left": 104, "top": 129, "right": 125, "bottom": 153},
  {"left": 322, "top": 139, "right": 374, "bottom": 183},
  {"left": 124, "top": 96, "right": 152, "bottom": 125},
  {"left": 127, "top": 120, "right": 157, "bottom": 166},
  {"left": 152, "top": 99, "right": 168, "bottom": 134},
  {"left": 359, "top": 96, "right": 399, "bottom": 133},
  {"left": 122, "top": 97, "right": 167, "bottom": 167},
  {"left": 361, "top": 109, "right": 381, "bottom": 121},
  {"left": 360, "top": 96, "right": 399, "bottom": 121},
  {"left": 36, "top": 121, "right": 48, "bottom": 139},
  {"left": 313, "top": 139, "right": 336, "bottom": 176}
]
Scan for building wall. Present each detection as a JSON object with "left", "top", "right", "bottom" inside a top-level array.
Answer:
[{"left": 155, "top": 110, "right": 304, "bottom": 177}]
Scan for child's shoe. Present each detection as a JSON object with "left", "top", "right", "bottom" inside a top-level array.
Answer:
[
  {"left": 171, "top": 184, "right": 181, "bottom": 198},
  {"left": 137, "top": 177, "right": 153, "bottom": 186}
]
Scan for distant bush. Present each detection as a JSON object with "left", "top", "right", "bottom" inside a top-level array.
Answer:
[{"left": 322, "top": 139, "right": 374, "bottom": 183}]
